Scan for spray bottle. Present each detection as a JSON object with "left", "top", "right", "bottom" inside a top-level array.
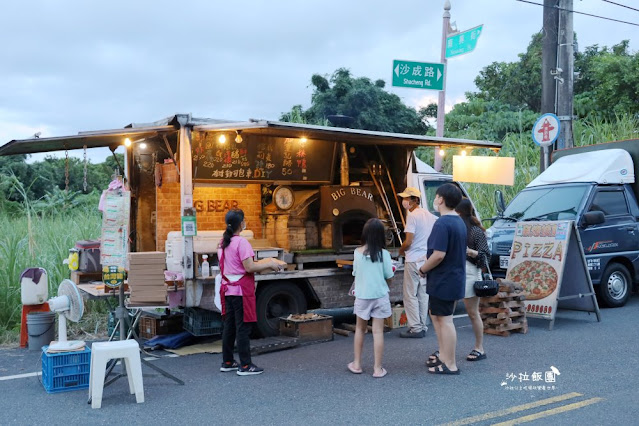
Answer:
[{"left": 201, "top": 255, "right": 210, "bottom": 278}]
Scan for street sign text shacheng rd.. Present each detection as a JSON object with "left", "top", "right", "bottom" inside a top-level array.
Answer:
[{"left": 391, "top": 60, "right": 445, "bottom": 91}]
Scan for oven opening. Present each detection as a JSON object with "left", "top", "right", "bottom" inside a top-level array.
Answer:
[
  {"left": 335, "top": 211, "right": 375, "bottom": 251},
  {"left": 341, "top": 219, "right": 367, "bottom": 247}
]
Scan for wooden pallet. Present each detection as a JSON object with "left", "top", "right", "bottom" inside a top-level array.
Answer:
[{"left": 479, "top": 280, "right": 528, "bottom": 337}]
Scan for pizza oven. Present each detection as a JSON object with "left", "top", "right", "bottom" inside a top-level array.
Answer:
[{"left": 319, "top": 185, "right": 378, "bottom": 251}]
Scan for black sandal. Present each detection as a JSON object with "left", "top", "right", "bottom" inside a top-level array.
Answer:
[
  {"left": 428, "top": 363, "right": 460, "bottom": 375},
  {"left": 426, "top": 351, "right": 441, "bottom": 367},
  {"left": 466, "top": 350, "right": 487, "bottom": 361}
]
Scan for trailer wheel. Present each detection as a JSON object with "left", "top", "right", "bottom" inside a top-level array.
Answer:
[
  {"left": 597, "top": 263, "right": 631, "bottom": 308},
  {"left": 256, "top": 283, "right": 307, "bottom": 337}
]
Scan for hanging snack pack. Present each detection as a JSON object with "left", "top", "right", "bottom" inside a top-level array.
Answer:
[{"left": 76, "top": 240, "right": 102, "bottom": 273}]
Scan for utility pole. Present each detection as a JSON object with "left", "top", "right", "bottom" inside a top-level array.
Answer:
[
  {"left": 555, "top": 0, "right": 574, "bottom": 150},
  {"left": 434, "top": 0, "right": 451, "bottom": 172},
  {"left": 540, "top": 0, "right": 559, "bottom": 171}
]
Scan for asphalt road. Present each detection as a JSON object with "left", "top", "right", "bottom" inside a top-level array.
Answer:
[{"left": 1, "top": 293, "right": 638, "bottom": 425}]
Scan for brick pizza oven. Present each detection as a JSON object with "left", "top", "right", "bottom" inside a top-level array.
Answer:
[{"left": 319, "top": 185, "right": 378, "bottom": 251}]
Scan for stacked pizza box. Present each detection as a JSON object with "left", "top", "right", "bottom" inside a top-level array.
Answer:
[{"left": 128, "top": 252, "right": 167, "bottom": 305}]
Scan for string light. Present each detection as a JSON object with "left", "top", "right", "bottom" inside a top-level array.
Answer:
[
  {"left": 139, "top": 142, "right": 147, "bottom": 150},
  {"left": 219, "top": 134, "right": 226, "bottom": 144},
  {"left": 461, "top": 149, "right": 467, "bottom": 156},
  {"left": 235, "top": 131, "right": 243, "bottom": 144},
  {"left": 124, "top": 138, "right": 132, "bottom": 147},
  {"left": 300, "top": 137, "right": 308, "bottom": 144},
  {"left": 439, "top": 148, "right": 446, "bottom": 157}
]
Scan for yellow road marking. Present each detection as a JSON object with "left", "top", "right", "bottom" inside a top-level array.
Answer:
[
  {"left": 491, "top": 397, "right": 603, "bottom": 426},
  {"left": 441, "top": 392, "right": 582, "bottom": 426}
]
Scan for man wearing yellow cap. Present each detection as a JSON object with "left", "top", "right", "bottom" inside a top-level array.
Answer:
[{"left": 397, "top": 187, "right": 437, "bottom": 338}]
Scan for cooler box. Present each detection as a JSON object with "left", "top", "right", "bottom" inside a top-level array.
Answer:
[
  {"left": 165, "top": 230, "right": 254, "bottom": 273},
  {"left": 75, "top": 240, "right": 101, "bottom": 273}
]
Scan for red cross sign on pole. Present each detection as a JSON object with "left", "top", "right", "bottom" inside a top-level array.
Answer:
[{"left": 532, "top": 113, "right": 561, "bottom": 148}]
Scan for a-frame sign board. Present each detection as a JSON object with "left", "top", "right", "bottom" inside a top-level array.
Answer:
[{"left": 506, "top": 221, "right": 601, "bottom": 330}]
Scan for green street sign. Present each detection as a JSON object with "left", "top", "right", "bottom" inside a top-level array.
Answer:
[
  {"left": 391, "top": 60, "right": 445, "bottom": 91},
  {"left": 446, "top": 24, "right": 483, "bottom": 58}
]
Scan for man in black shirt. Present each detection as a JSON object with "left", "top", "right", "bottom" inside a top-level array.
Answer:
[{"left": 419, "top": 183, "right": 466, "bottom": 375}]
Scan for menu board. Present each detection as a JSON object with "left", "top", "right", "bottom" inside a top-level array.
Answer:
[
  {"left": 100, "top": 189, "right": 130, "bottom": 268},
  {"left": 506, "top": 221, "right": 569, "bottom": 320},
  {"left": 191, "top": 132, "right": 336, "bottom": 183},
  {"left": 505, "top": 220, "right": 600, "bottom": 329}
]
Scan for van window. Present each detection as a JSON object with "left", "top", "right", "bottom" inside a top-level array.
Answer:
[{"left": 589, "top": 191, "right": 629, "bottom": 216}]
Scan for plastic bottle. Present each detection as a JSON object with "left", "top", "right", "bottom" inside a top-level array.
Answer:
[{"left": 201, "top": 255, "right": 210, "bottom": 278}]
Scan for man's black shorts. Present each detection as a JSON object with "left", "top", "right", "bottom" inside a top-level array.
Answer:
[{"left": 429, "top": 295, "right": 456, "bottom": 317}]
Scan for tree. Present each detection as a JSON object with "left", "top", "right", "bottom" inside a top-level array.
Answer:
[
  {"left": 474, "top": 33, "right": 543, "bottom": 113},
  {"left": 281, "top": 68, "right": 430, "bottom": 134},
  {"left": 574, "top": 40, "right": 639, "bottom": 119},
  {"left": 445, "top": 95, "right": 537, "bottom": 141}
]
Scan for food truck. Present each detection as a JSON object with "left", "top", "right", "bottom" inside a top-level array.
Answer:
[
  {"left": 487, "top": 139, "right": 639, "bottom": 308},
  {"left": 0, "top": 114, "right": 501, "bottom": 336}
]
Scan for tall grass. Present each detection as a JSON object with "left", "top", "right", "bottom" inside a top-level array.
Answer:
[
  {"left": 429, "top": 115, "right": 639, "bottom": 222},
  {"left": 294, "top": 102, "right": 633, "bottom": 223},
  {"left": 0, "top": 201, "right": 103, "bottom": 343}
]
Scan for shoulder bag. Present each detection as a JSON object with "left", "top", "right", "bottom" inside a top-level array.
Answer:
[{"left": 473, "top": 257, "right": 499, "bottom": 297}]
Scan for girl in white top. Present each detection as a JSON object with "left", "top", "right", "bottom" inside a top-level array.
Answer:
[{"left": 348, "top": 218, "right": 395, "bottom": 378}]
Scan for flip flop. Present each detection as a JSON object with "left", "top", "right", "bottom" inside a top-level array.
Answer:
[
  {"left": 373, "top": 367, "right": 387, "bottom": 378},
  {"left": 428, "top": 363, "right": 460, "bottom": 375},
  {"left": 467, "top": 350, "right": 487, "bottom": 362},
  {"left": 348, "top": 362, "right": 363, "bottom": 374}
]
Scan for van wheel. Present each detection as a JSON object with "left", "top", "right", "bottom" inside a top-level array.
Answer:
[
  {"left": 597, "top": 263, "right": 631, "bottom": 308},
  {"left": 256, "top": 283, "right": 307, "bottom": 337}
]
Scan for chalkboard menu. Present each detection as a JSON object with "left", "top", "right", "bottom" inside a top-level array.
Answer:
[{"left": 191, "top": 132, "right": 336, "bottom": 183}]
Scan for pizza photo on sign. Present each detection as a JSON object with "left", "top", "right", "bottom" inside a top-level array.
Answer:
[{"left": 508, "top": 260, "right": 558, "bottom": 300}]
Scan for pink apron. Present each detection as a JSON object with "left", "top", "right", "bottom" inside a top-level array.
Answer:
[{"left": 219, "top": 247, "right": 257, "bottom": 323}]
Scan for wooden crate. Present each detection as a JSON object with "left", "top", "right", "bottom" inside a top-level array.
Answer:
[
  {"left": 479, "top": 280, "right": 528, "bottom": 337},
  {"left": 139, "top": 314, "right": 184, "bottom": 339},
  {"left": 70, "top": 270, "right": 103, "bottom": 285},
  {"left": 279, "top": 314, "right": 333, "bottom": 345}
]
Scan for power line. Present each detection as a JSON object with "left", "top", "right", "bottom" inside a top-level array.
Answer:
[
  {"left": 602, "top": 0, "right": 639, "bottom": 13},
  {"left": 515, "top": 0, "right": 639, "bottom": 26}
]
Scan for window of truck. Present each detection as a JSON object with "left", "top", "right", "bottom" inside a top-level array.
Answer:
[
  {"left": 422, "top": 180, "right": 467, "bottom": 217},
  {"left": 588, "top": 190, "right": 629, "bottom": 216},
  {"left": 501, "top": 184, "right": 590, "bottom": 222}
]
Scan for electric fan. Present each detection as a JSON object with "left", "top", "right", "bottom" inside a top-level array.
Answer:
[{"left": 48, "top": 279, "right": 85, "bottom": 351}]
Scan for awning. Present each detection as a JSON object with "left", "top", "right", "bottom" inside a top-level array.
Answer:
[
  {"left": 193, "top": 120, "right": 502, "bottom": 150},
  {"left": 0, "top": 125, "right": 177, "bottom": 156},
  {"left": 1, "top": 116, "right": 501, "bottom": 156}
]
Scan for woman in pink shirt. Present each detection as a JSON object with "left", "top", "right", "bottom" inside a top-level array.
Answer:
[{"left": 218, "top": 209, "right": 283, "bottom": 376}]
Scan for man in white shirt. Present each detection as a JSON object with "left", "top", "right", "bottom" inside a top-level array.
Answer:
[{"left": 398, "top": 187, "right": 437, "bottom": 338}]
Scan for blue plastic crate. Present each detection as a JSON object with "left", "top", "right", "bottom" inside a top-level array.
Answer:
[
  {"left": 183, "top": 308, "right": 223, "bottom": 336},
  {"left": 41, "top": 345, "right": 91, "bottom": 394}
]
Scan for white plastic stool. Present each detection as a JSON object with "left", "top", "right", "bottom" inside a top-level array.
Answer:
[{"left": 89, "top": 340, "right": 144, "bottom": 409}]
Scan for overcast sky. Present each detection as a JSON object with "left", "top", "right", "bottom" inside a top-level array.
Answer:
[{"left": 0, "top": 0, "right": 635, "bottom": 163}]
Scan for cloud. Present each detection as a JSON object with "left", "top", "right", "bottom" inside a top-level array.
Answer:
[{"left": 0, "top": 0, "right": 635, "bottom": 163}]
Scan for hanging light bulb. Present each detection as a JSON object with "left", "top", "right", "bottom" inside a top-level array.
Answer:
[
  {"left": 124, "top": 138, "right": 132, "bottom": 147},
  {"left": 300, "top": 137, "right": 308, "bottom": 144},
  {"left": 219, "top": 134, "right": 226, "bottom": 144},
  {"left": 461, "top": 149, "right": 467, "bottom": 156},
  {"left": 139, "top": 142, "right": 147, "bottom": 150},
  {"left": 235, "top": 131, "right": 243, "bottom": 144},
  {"left": 439, "top": 148, "right": 445, "bottom": 157}
]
